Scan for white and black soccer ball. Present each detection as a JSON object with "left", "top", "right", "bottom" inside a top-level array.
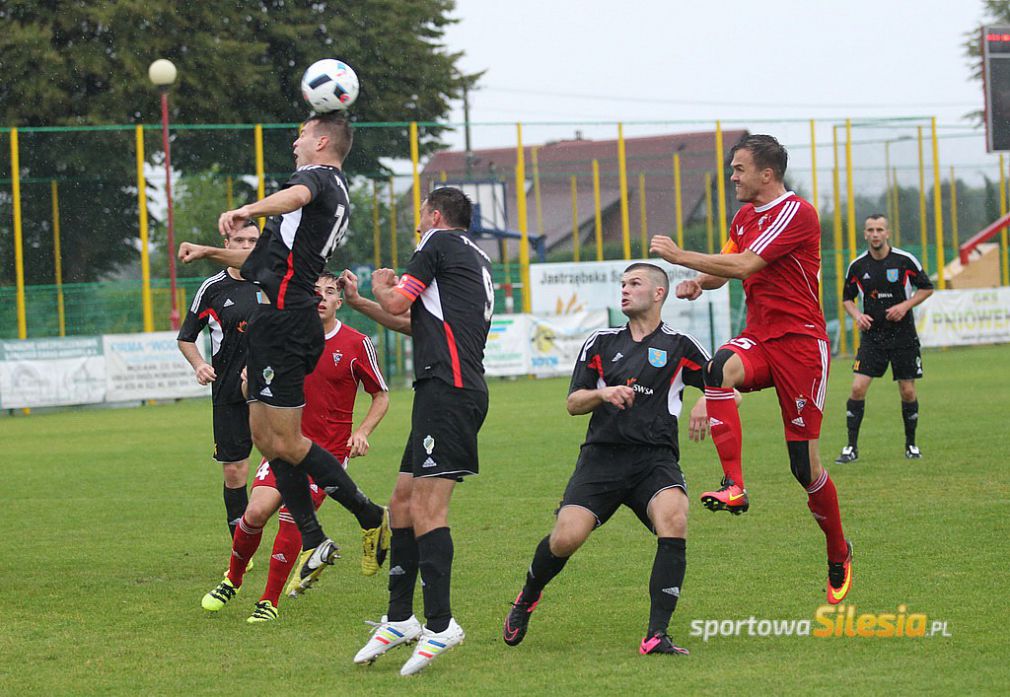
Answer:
[{"left": 301, "top": 59, "right": 359, "bottom": 113}]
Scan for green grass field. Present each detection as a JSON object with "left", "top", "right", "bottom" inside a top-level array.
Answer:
[{"left": 2, "top": 344, "right": 1008, "bottom": 695}]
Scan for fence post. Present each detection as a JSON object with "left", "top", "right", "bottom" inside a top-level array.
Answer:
[
  {"left": 135, "top": 125, "right": 154, "bottom": 333},
  {"left": 930, "top": 117, "right": 945, "bottom": 289},
  {"left": 410, "top": 121, "right": 422, "bottom": 245},
  {"left": 617, "top": 123, "right": 631, "bottom": 260},
  {"left": 515, "top": 123, "right": 531, "bottom": 313},
  {"left": 715, "top": 121, "right": 728, "bottom": 247}
]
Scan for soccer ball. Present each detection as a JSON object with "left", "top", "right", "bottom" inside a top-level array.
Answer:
[{"left": 301, "top": 59, "right": 359, "bottom": 112}]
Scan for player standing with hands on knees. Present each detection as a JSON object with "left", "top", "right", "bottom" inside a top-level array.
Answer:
[
  {"left": 179, "top": 112, "right": 389, "bottom": 597},
  {"left": 650, "top": 134, "right": 853, "bottom": 605}
]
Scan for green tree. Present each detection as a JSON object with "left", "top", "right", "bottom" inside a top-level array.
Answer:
[{"left": 0, "top": 0, "right": 470, "bottom": 285}]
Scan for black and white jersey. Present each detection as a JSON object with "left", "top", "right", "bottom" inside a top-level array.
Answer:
[
  {"left": 240, "top": 164, "right": 350, "bottom": 310},
  {"left": 843, "top": 247, "right": 933, "bottom": 347},
  {"left": 569, "top": 323, "right": 710, "bottom": 456},
  {"left": 394, "top": 228, "right": 494, "bottom": 394},
  {"left": 177, "top": 271, "right": 259, "bottom": 404}
]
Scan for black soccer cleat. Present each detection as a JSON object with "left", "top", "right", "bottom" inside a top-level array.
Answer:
[{"left": 503, "top": 591, "right": 542, "bottom": 646}]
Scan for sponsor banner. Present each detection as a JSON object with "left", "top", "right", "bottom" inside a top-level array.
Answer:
[
  {"left": 528, "top": 310, "right": 608, "bottom": 377},
  {"left": 0, "top": 336, "right": 106, "bottom": 408},
  {"left": 915, "top": 287, "right": 1010, "bottom": 347},
  {"left": 104, "top": 331, "right": 210, "bottom": 401},
  {"left": 484, "top": 315, "right": 532, "bottom": 377},
  {"left": 529, "top": 259, "right": 731, "bottom": 353}
]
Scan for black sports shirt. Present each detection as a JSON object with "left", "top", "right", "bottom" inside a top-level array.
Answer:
[
  {"left": 843, "top": 247, "right": 933, "bottom": 347},
  {"left": 394, "top": 228, "right": 494, "bottom": 394},
  {"left": 569, "top": 323, "right": 709, "bottom": 456},
  {"left": 240, "top": 164, "right": 350, "bottom": 310},
  {"left": 177, "top": 271, "right": 259, "bottom": 404}
]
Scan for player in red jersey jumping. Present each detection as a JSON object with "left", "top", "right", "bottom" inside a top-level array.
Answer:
[
  {"left": 650, "top": 134, "right": 852, "bottom": 605},
  {"left": 201, "top": 271, "right": 390, "bottom": 622}
]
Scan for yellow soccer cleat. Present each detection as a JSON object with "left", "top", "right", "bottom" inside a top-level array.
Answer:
[
  {"left": 202, "top": 577, "right": 239, "bottom": 612},
  {"left": 247, "top": 600, "right": 279, "bottom": 623},
  {"left": 285, "top": 539, "right": 340, "bottom": 598},
  {"left": 361, "top": 507, "right": 391, "bottom": 577}
]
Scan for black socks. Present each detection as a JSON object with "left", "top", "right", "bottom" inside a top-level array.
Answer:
[
  {"left": 902, "top": 399, "right": 918, "bottom": 447},
  {"left": 417, "top": 527, "right": 454, "bottom": 633},
  {"left": 269, "top": 458, "right": 325, "bottom": 550},
  {"left": 648, "top": 537, "right": 686, "bottom": 637},
  {"left": 298, "top": 443, "right": 383, "bottom": 530},
  {"left": 223, "top": 484, "right": 248, "bottom": 540},
  {"left": 387, "top": 527, "right": 420, "bottom": 622},
  {"left": 521, "top": 535, "right": 570, "bottom": 601},
  {"left": 846, "top": 399, "right": 865, "bottom": 448}
]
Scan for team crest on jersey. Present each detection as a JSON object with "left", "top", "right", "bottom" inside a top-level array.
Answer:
[
  {"left": 648, "top": 348, "right": 667, "bottom": 368},
  {"left": 423, "top": 434, "right": 435, "bottom": 454},
  {"left": 757, "top": 214, "right": 770, "bottom": 231},
  {"left": 886, "top": 268, "right": 899, "bottom": 282},
  {"left": 262, "top": 366, "right": 274, "bottom": 384},
  {"left": 332, "top": 350, "right": 343, "bottom": 366}
]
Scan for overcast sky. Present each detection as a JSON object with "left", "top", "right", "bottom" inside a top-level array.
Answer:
[{"left": 435, "top": 0, "right": 995, "bottom": 189}]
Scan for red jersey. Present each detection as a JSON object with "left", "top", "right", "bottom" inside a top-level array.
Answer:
[
  {"left": 302, "top": 321, "right": 387, "bottom": 458},
  {"left": 725, "top": 191, "right": 827, "bottom": 341}
]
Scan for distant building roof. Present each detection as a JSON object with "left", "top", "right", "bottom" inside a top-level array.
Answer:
[{"left": 420, "top": 128, "right": 748, "bottom": 258}]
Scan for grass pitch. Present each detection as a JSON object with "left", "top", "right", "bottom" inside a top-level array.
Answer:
[{"left": 2, "top": 344, "right": 1008, "bottom": 695}]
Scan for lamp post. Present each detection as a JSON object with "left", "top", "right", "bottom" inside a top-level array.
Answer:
[{"left": 148, "top": 58, "right": 180, "bottom": 329}]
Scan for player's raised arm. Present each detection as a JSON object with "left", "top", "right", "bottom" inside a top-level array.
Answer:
[
  {"left": 218, "top": 185, "right": 312, "bottom": 236},
  {"left": 339, "top": 269, "right": 412, "bottom": 335}
]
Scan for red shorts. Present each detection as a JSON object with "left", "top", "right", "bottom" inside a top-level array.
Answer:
[
  {"left": 250, "top": 457, "right": 348, "bottom": 511},
  {"left": 722, "top": 333, "right": 830, "bottom": 441}
]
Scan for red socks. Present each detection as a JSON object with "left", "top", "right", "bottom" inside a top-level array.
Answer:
[
  {"left": 806, "top": 470, "right": 848, "bottom": 562},
  {"left": 261, "top": 516, "right": 301, "bottom": 607},
  {"left": 228, "top": 515, "right": 263, "bottom": 588},
  {"left": 705, "top": 387, "right": 744, "bottom": 488}
]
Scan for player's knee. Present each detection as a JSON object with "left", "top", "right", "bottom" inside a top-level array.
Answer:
[
  {"left": 704, "top": 348, "right": 737, "bottom": 388},
  {"left": 243, "top": 501, "right": 273, "bottom": 529},
  {"left": 899, "top": 382, "right": 916, "bottom": 401},
  {"left": 787, "top": 441, "right": 812, "bottom": 488}
]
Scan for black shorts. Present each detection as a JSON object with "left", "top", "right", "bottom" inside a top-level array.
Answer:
[
  {"left": 399, "top": 378, "right": 488, "bottom": 479},
  {"left": 560, "top": 444, "right": 686, "bottom": 530},
  {"left": 854, "top": 342, "right": 923, "bottom": 381},
  {"left": 245, "top": 304, "right": 325, "bottom": 408},
  {"left": 212, "top": 401, "right": 252, "bottom": 463}
]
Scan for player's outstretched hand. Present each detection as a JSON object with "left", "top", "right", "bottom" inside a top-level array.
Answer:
[
  {"left": 194, "top": 363, "right": 216, "bottom": 385},
  {"left": 347, "top": 430, "right": 370, "bottom": 458},
  {"left": 178, "top": 242, "right": 206, "bottom": 264},
  {"left": 688, "top": 394, "right": 709, "bottom": 442},
  {"left": 856, "top": 313, "right": 874, "bottom": 331},
  {"left": 601, "top": 385, "right": 635, "bottom": 410},
  {"left": 372, "top": 267, "right": 399, "bottom": 289},
  {"left": 676, "top": 279, "right": 703, "bottom": 301},
  {"left": 218, "top": 207, "right": 250, "bottom": 237},
  {"left": 650, "top": 235, "right": 681, "bottom": 264}
]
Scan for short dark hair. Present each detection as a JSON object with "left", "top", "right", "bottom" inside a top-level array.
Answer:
[
  {"left": 225, "top": 219, "right": 259, "bottom": 240},
  {"left": 623, "top": 262, "right": 669, "bottom": 298},
  {"left": 425, "top": 186, "right": 473, "bottom": 229},
  {"left": 731, "top": 134, "right": 788, "bottom": 181},
  {"left": 865, "top": 213, "right": 888, "bottom": 222},
  {"left": 317, "top": 270, "right": 340, "bottom": 284},
  {"left": 304, "top": 112, "right": 354, "bottom": 160}
]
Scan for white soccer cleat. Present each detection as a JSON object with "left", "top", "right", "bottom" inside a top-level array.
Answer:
[
  {"left": 353, "top": 615, "right": 423, "bottom": 665},
  {"left": 399, "top": 618, "right": 465, "bottom": 676}
]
